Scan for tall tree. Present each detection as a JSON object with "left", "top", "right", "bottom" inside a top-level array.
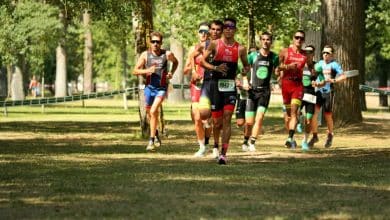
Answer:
[
  {"left": 83, "top": 9, "right": 93, "bottom": 94},
  {"left": 321, "top": 0, "right": 364, "bottom": 125},
  {"left": 133, "top": 0, "right": 153, "bottom": 137}
]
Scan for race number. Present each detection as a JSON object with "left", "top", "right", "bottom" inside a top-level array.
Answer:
[
  {"left": 302, "top": 93, "right": 317, "bottom": 104},
  {"left": 218, "top": 79, "right": 235, "bottom": 92}
]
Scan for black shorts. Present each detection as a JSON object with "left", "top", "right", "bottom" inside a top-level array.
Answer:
[
  {"left": 301, "top": 100, "right": 315, "bottom": 115},
  {"left": 316, "top": 91, "right": 334, "bottom": 113},
  {"left": 199, "top": 79, "right": 237, "bottom": 114},
  {"left": 246, "top": 88, "right": 271, "bottom": 113},
  {"left": 235, "top": 97, "right": 247, "bottom": 119}
]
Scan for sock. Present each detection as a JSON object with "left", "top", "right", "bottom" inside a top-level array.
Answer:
[
  {"left": 243, "top": 136, "right": 250, "bottom": 145},
  {"left": 250, "top": 136, "right": 257, "bottom": 145},
  {"left": 221, "top": 143, "right": 229, "bottom": 155},
  {"left": 288, "top": 130, "right": 295, "bottom": 139},
  {"left": 313, "top": 132, "right": 318, "bottom": 138},
  {"left": 214, "top": 143, "right": 219, "bottom": 149},
  {"left": 149, "top": 137, "right": 155, "bottom": 143},
  {"left": 198, "top": 140, "right": 205, "bottom": 148},
  {"left": 205, "top": 137, "right": 210, "bottom": 145},
  {"left": 155, "top": 129, "right": 159, "bottom": 137}
]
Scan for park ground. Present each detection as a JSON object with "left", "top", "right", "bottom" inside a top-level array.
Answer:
[{"left": 0, "top": 93, "right": 389, "bottom": 219}]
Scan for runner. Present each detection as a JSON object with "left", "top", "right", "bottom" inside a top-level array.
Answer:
[
  {"left": 300, "top": 45, "right": 325, "bottom": 150},
  {"left": 277, "top": 30, "right": 307, "bottom": 149},
  {"left": 183, "top": 22, "right": 213, "bottom": 157},
  {"left": 199, "top": 18, "right": 250, "bottom": 164},
  {"left": 309, "top": 45, "right": 346, "bottom": 148},
  {"left": 133, "top": 31, "right": 178, "bottom": 151},
  {"left": 245, "top": 31, "right": 279, "bottom": 151},
  {"left": 192, "top": 20, "right": 223, "bottom": 158},
  {"left": 235, "top": 73, "right": 252, "bottom": 151}
]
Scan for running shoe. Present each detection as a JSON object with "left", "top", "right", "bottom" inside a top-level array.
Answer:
[
  {"left": 324, "top": 133, "right": 333, "bottom": 148},
  {"left": 242, "top": 143, "right": 249, "bottom": 152},
  {"left": 146, "top": 141, "right": 155, "bottom": 151},
  {"left": 248, "top": 143, "right": 256, "bottom": 152},
  {"left": 308, "top": 136, "right": 319, "bottom": 148},
  {"left": 155, "top": 134, "right": 161, "bottom": 147},
  {"left": 212, "top": 148, "right": 219, "bottom": 159},
  {"left": 301, "top": 140, "right": 309, "bottom": 151},
  {"left": 297, "top": 123, "right": 303, "bottom": 133},
  {"left": 194, "top": 146, "right": 207, "bottom": 157},
  {"left": 218, "top": 155, "right": 227, "bottom": 165},
  {"left": 285, "top": 138, "right": 297, "bottom": 149}
]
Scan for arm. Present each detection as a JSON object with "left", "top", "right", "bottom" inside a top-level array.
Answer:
[
  {"left": 200, "top": 40, "right": 227, "bottom": 74},
  {"left": 239, "top": 46, "right": 250, "bottom": 90},
  {"left": 277, "top": 48, "right": 287, "bottom": 75},
  {"left": 133, "top": 51, "right": 153, "bottom": 76},
  {"left": 166, "top": 51, "right": 178, "bottom": 79}
]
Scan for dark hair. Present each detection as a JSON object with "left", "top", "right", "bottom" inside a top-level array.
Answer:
[
  {"left": 305, "top": 44, "right": 315, "bottom": 51},
  {"left": 261, "top": 31, "right": 273, "bottom": 41},
  {"left": 150, "top": 31, "right": 163, "bottom": 41},
  {"left": 224, "top": 18, "right": 237, "bottom": 26},
  {"left": 210, "top": 20, "right": 223, "bottom": 28},
  {"left": 198, "top": 22, "right": 210, "bottom": 29},
  {"left": 295, "top": 29, "right": 305, "bottom": 37}
]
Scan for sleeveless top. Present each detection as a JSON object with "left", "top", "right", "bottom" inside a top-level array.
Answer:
[
  {"left": 282, "top": 47, "right": 307, "bottom": 82},
  {"left": 210, "top": 39, "right": 240, "bottom": 80},
  {"left": 145, "top": 50, "right": 168, "bottom": 87},
  {"left": 250, "top": 51, "right": 278, "bottom": 89}
]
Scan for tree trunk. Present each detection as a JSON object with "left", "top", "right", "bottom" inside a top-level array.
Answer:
[
  {"left": 11, "top": 66, "right": 25, "bottom": 100},
  {"left": 83, "top": 9, "right": 93, "bottom": 94},
  {"left": 121, "top": 45, "right": 128, "bottom": 110},
  {"left": 55, "top": 9, "right": 67, "bottom": 97},
  {"left": 0, "top": 67, "right": 7, "bottom": 100},
  {"left": 7, "top": 65, "right": 12, "bottom": 98},
  {"left": 168, "top": 33, "right": 184, "bottom": 103},
  {"left": 321, "top": 0, "right": 364, "bottom": 126},
  {"left": 133, "top": 0, "right": 153, "bottom": 138},
  {"left": 247, "top": 0, "right": 256, "bottom": 49},
  {"left": 378, "top": 58, "right": 389, "bottom": 107}
]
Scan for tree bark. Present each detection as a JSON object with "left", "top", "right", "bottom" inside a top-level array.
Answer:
[
  {"left": 133, "top": 0, "right": 153, "bottom": 138},
  {"left": 11, "top": 66, "right": 25, "bottom": 100},
  {"left": 247, "top": 0, "right": 256, "bottom": 49},
  {"left": 378, "top": 57, "right": 389, "bottom": 107},
  {"left": 55, "top": 9, "right": 67, "bottom": 97},
  {"left": 83, "top": 9, "right": 93, "bottom": 94},
  {"left": 321, "top": 0, "right": 364, "bottom": 126},
  {"left": 168, "top": 32, "right": 184, "bottom": 103},
  {"left": 0, "top": 67, "right": 7, "bottom": 100}
]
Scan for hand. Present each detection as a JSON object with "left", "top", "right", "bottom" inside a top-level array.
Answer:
[
  {"left": 215, "top": 63, "right": 228, "bottom": 75},
  {"left": 147, "top": 65, "right": 156, "bottom": 75},
  {"left": 242, "top": 78, "right": 250, "bottom": 91},
  {"left": 311, "top": 81, "right": 318, "bottom": 87},
  {"left": 235, "top": 79, "right": 242, "bottom": 88},
  {"left": 167, "top": 72, "right": 173, "bottom": 79},
  {"left": 288, "top": 63, "right": 298, "bottom": 70}
]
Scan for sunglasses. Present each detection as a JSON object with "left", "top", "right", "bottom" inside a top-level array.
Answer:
[
  {"left": 322, "top": 52, "right": 331, "bottom": 55},
  {"left": 151, "top": 40, "right": 161, "bottom": 44},
  {"left": 198, "top": 30, "right": 209, "bottom": 34},
  {"left": 224, "top": 24, "right": 236, "bottom": 29},
  {"left": 294, "top": 36, "right": 305, "bottom": 41}
]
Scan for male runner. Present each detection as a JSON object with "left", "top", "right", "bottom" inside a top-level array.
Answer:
[
  {"left": 133, "top": 31, "right": 178, "bottom": 151},
  {"left": 199, "top": 18, "right": 250, "bottom": 164},
  {"left": 235, "top": 73, "right": 252, "bottom": 151},
  {"left": 183, "top": 22, "right": 213, "bottom": 157},
  {"left": 245, "top": 31, "right": 279, "bottom": 151},
  {"left": 309, "top": 45, "right": 346, "bottom": 148},
  {"left": 277, "top": 30, "right": 307, "bottom": 149},
  {"left": 300, "top": 45, "right": 325, "bottom": 150},
  {"left": 192, "top": 20, "right": 223, "bottom": 158}
]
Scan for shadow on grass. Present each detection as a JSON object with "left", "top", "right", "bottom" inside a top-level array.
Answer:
[{"left": 0, "top": 147, "right": 389, "bottom": 219}]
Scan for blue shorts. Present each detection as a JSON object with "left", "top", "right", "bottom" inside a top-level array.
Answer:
[{"left": 144, "top": 85, "right": 167, "bottom": 108}]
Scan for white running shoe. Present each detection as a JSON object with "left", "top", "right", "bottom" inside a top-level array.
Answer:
[
  {"left": 249, "top": 143, "right": 256, "bottom": 152},
  {"left": 212, "top": 148, "right": 219, "bottom": 159},
  {"left": 146, "top": 141, "right": 155, "bottom": 151},
  {"left": 242, "top": 143, "right": 249, "bottom": 152},
  {"left": 194, "top": 146, "right": 207, "bottom": 157}
]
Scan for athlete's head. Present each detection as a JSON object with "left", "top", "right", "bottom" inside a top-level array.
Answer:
[
  {"left": 223, "top": 18, "right": 237, "bottom": 39},
  {"left": 293, "top": 30, "right": 305, "bottom": 48},
  {"left": 322, "top": 45, "right": 334, "bottom": 63},
  {"left": 198, "top": 22, "right": 210, "bottom": 42},
  {"left": 260, "top": 31, "right": 273, "bottom": 50},
  {"left": 210, "top": 20, "right": 223, "bottom": 40},
  {"left": 149, "top": 31, "right": 163, "bottom": 52},
  {"left": 304, "top": 44, "right": 315, "bottom": 63}
]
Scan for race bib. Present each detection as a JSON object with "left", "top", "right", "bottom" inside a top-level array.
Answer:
[
  {"left": 302, "top": 93, "right": 317, "bottom": 104},
  {"left": 218, "top": 79, "right": 235, "bottom": 92}
]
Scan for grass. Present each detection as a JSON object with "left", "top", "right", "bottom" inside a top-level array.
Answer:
[{"left": 0, "top": 97, "right": 389, "bottom": 219}]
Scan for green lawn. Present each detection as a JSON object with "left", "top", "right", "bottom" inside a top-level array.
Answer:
[{"left": 0, "top": 98, "right": 389, "bottom": 219}]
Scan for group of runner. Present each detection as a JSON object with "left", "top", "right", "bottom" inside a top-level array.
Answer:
[{"left": 133, "top": 18, "right": 346, "bottom": 165}]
